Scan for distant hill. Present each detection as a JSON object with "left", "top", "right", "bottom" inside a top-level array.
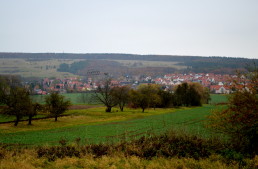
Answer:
[{"left": 0, "top": 52, "right": 257, "bottom": 75}]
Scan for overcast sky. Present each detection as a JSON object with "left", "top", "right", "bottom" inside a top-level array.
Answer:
[{"left": 0, "top": 0, "right": 257, "bottom": 58}]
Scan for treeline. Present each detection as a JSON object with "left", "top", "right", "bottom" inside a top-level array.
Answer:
[
  {"left": 0, "top": 75, "right": 71, "bottom": 126},
  {"left": 58, "top": 61, "right": 89, "bottom": 74},
  {"left": 94, "top": 79, "right": 210, "bottom": 112}
]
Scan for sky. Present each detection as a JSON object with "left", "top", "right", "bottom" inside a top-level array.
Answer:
[{"left": 0, "top": 0, "right": 258, "bottom": 58}]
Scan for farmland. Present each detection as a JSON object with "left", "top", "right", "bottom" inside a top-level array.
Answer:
[
  {"left": 0, "top": 58, "right": 80, "bottom": 78},
  {"left": 0, "top": 94, "right": 227, "bottom": 146},
  {"left": 1, "top": 94, "right": 257, "bottom": 169},
  {"left": 106, "top": 59, "right": 187, "bottom": 69}
]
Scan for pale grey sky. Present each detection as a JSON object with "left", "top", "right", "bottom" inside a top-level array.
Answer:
[{"left": 0, "top": 0, "right": 257, "bottom": 58}]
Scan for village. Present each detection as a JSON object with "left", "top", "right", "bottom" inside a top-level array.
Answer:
[{"left": 29, "top": 72, "right": 250, "bottom": 95}]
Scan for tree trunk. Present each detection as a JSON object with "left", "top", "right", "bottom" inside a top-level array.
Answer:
[
  {"left": 119, "top": 103, "right": 124, "bottom": 112},
  {"left": 55, "top": 116, "right": 58, "bottom": 121},
  {"left": 28, "top": 115, "right": 32, "bottom": 125},
  {"left": 14, "top": 116, "right": 20, "bottom": 126},
  {"left": 142, "top": 107, "right": 145, "bottom": 113},
  {"left": 106, "top": 106, "right": 112, "bottom": 112}
]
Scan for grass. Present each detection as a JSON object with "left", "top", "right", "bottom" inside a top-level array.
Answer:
[
  {"left": 0, "top": 105, "right": 221, "bottom": 146},
  {"left": 1, "top": 95, "right": 256, "bottom": 168},
  {"left": 210, "top": 94, "right": 229, "bottom": 104},
  {"left": 31, "top": 92, "right": 98, "bottom": 105},
  {"left": 0, "top": 94, "right": 228, "bottom": 146},
  {"left": 1, "top": 149, "right": 256, "bottom": 169}
]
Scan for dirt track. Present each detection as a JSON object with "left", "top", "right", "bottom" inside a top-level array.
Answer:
[{"left": 68, "top": 105, "right": 101, "bottom": 110}]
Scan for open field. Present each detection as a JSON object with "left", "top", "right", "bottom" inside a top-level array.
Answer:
[
  {"left": 0, "top": 105, "right": 223, "bottom": 146},
  {"left": 107, "top": 59, "right": 187, "bottom": 69},
  {"left": 0, "top": 58, "right": 186, "bottom": 78},
  {"left": 0, "top": 94, "right": 227, "bottom": 146},
  {"left": 31, "top": 93, "right": 98, "bottom": 105},
  {"left": 209, "top": 94, "right": 228, "bottom": 104},
  {"left": 0, "top": 58, "right": 81, "bottom": 78}
]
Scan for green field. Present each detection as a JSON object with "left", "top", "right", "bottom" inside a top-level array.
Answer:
[
  {"left": 0, "top": 105, "right": 223, "bottom": 146},
  {"left": 0, "top": 94, "right": 227, "bottom": 146},
  {"left": 31, "top": 93, "right": 97, "bottom": 105}
]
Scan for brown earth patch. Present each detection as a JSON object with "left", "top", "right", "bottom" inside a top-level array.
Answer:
[{"left": 69, "top": 105, "right": 101, "bottom": 110}]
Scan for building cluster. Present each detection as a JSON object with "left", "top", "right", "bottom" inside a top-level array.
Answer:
[
  {"left": 153, "top": 73, "right": 250, "bottom": 94},
  {"left": 30, "top": 73, "right": 250, "bottom": 95}
]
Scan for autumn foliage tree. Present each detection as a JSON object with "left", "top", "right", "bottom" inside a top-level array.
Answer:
[
  {"left": 129, "top": 84, "right": 161, "bottom": 112},
  {"left": 207, "top": 67, "right": 258, "bottom": 155},
  {"left": 174, "top": 82, "right": 209, "bottom": 107},
  {"left": 111, "top": 85, "right": 130, "bottom": 112}
]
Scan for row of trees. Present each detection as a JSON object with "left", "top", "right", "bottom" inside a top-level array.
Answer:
[
  {"left": 0, "top": 76, "right": 71, "bottom": 126},
  {"left": 94, "top": 79, "right": 210, "bottom": 112}
]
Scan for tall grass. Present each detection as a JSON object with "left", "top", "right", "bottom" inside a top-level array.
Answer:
[{"left": 0, "top": 130, "right": 257, "bottom": 169}]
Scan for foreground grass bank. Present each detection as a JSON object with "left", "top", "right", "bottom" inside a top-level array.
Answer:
[
  {"left": 0, "top": 130, "right": 257, "bottom": 169},
  {"left": 1, "top": 151, "right": 257, "bottom": 169}
]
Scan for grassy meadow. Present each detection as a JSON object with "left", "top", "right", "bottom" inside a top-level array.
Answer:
[{"left": 0, "top": 94, "right": 228, "bottom": 146}]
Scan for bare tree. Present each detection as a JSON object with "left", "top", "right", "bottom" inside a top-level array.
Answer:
[{"left": 94, "top": 78, "right": 117, "bottom": 112}]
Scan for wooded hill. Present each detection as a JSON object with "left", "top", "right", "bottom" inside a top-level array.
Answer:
[{"left": 0, "top": 52, "right": 257, "bottom": 75}]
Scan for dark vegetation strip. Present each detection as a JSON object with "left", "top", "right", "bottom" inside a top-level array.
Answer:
[{"left": 33, "top": 130, "right": 252, "bottom": 168}]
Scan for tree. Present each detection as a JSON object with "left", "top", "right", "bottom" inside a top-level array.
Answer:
[
  {"left": 129, "top": 84, "right": 161, "bottom": 112},
  {"left": 174, "top": 82, "right": 209, "bottom": 107},
  {"left": 158, "top": 89, "right": 174, "bottom": 108},
  {"left": 208, "top": 91, "right": 258, "bottom": 155},
  {"left": 174, "top": 83, "right": 189, "bottom": 106},
  {"left": 129, "top": 89, "right": 149, "bottom": 112},
  {"left": 1, "top": 87, "right": 32, "bottom": 126},
  {"left": 45, "top": 92, "right": 71, "bottom": 121},
  {"left": 93, "top": 79, "right": 117, "bottom": 112},
  {"left": 0, "top": 77, "right": 9, "bottom": 104},
  {"left": 0, "top": 75, "right": 22, "bottom": 104},
  {"left": 111, "top": 85, "right": 130, "bottom": 112},
  {"left": 26, "top": 102, "right": 43, "bottom": 125},
  {"left": 207, "top": 67, "right": 258, "bottom": 155},
  {"left": 188, "top": 83, "right": 210, "bottom": 104}
]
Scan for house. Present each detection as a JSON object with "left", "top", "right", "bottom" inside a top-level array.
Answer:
[{"left": 210, "top": 85, "right": 230, "bottom": 94}]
